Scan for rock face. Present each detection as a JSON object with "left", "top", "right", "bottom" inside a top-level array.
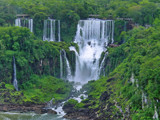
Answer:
[
  {"left": 63, "top": 100, "right": 97, "bottom": 120},
  {"left": 0, "top": 104, "right": 57, "bottom": 114}
]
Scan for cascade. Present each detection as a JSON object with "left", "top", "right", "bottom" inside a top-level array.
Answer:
[
  {"left": 13, "top": 56, "right": 18, "bottom": 91},
  {"left": 60, "top": 50, "right": 72, "bottom": 80},
  {"left": 43, "top": 19, "right": 56, "bottom": 41},
  {"left": 58, "top": 20, "right": 61, "bottom": 42},
  {"left": 142, "top": 92, "right": 148, "bottom": 109},
  {"left": 130, "top": 73, "right": 135, "bottom": 84},
  {"left": 99, "top": 52, "right": 108, "bottom": 76},
  {"left": 60, "top": 51, "right": 63, "bottom": 79},
  {"left": 15, "top": 18, "right": 33, "bottom": 32},
  {"left": 153, "top": 106, "right": 159, "bottom": 120},
  {"left": 72, "top": 19, "right": 114, "bottom": 84}
]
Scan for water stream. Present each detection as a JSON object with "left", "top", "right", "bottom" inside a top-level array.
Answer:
[{"left": 15, "top": 18, "right": 33, "bottom": 32}]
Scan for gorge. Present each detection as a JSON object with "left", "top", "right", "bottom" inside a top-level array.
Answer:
[{"left": 0, "top": 0, "right": 160, "bottom": 120}]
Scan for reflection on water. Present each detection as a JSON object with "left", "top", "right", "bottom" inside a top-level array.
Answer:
[{"left": 0, "top": 112, "right": 68, "bottom": 120}]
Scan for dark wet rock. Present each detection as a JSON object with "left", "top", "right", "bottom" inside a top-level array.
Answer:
[
  {"left": 0, "top": 104, "right": 56, "bottom": 115},
  {"left": 47, "top": 109, "right": 57, "bottom": 114}
]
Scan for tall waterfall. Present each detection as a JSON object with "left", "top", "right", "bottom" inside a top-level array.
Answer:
[
  {"left": 60, "top": 50, "right": 72, "bottom": 80},
  {"left": 72, "top": 19, "right": 114, "bottom": 84},
  {"left": 58, "top": 20, "right": 61, "bottom": 42},
  {"left": 15, "top": 18, "right": 33, "bottom": 32},
  {"left": 99, "top": 52, "right": 108, "bottom": 76},
  {"left": 43, "top": 19, "right": 56, "bottom": 41},
  {"left": 13, "top": 56, "right": 18, "bottom": 91}
]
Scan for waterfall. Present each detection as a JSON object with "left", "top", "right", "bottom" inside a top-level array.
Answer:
[
  {"left": 58, "top": 20, "right": 61, "bottom": 42},
  {"left": 60, "top": 50, "right": 72, "bottom": 80},
  {"left": 60, "top": 51, "right": 63, "bottom": 79},
  {"left": 43, "top": 19, "right": 56, "bottom": 41},
  {"left": 13, "top": 56, "right": 18, "bottom": 91},
  {"left": 72, "top": 19, "right": 114, "bottom": 84},
  {"left": 99, "top": 52, "right": 108, "bottom": 76},
  {"left": 28, "top": 19, "right": 33, "bottom": 33},
  {"left": 63, "top": 50, "right": 72, "bottom": 80},
  {"left": 130, "top": 73, "right": 135, "bottom": 84},
  {"left": 15, "top": 18, "right": 21, "bottom": 27},
  {"left": 142, "top": 92, "right": 148, "bottom": 109},
  {"left": 153, "top": 106, "right": 159, "bottom": 120},
  {"left": 15, "top": 18, "right": 33, "bottom": 32}
]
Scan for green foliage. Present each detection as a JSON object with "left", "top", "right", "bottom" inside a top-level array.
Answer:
[
  {"left": 80, "top": 23, "right": 160, "bottom": 119},
  {"left": 64, "top": 99, "right": 78, "bottom": 106},
  {"left": 22, "top": 75, "right": 73, "bottom": 103}
]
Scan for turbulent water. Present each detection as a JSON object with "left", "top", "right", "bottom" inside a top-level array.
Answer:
[
  {"left": 9, "top": 18, "right": 114, "bottom": 120},
  {"left": 70, "top": 19, "right": 114, "bottom": 85}
]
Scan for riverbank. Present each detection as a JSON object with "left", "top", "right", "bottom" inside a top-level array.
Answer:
[{"left": 0, "top": 104, "right": 57, "bottom": 114}]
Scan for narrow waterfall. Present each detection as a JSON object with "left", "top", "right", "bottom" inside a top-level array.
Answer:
[
  {"left": 99, "top": 52, "right": 108, "bottom": 76},
  {"left": 153, "top": 106, "right": 159, "bottom": 120},
  {"left": 60, "top": 50, "right": 72, "bottom": 80},
  {"left": 60, "top": 51, "right": 63, "bottom": 79},
  {"left": 72, "top": 19, "right": 114, "bottom": 84},
  {"left": 58, "top": 20, "right": 61, "bottom": 42},
  {"left": 13, "top": 56, "right": 18, "bottom": 91},
  {"left": 43, "top": 19, "right": 56, "bottom": 41},
  {"left": 15, "top": 18, "right": 33, "bottom": 32},
  {"left": 28, "top": 19, "right": 33, "bottom": 33},
  {"left": 63, "top": 50, "right": 72, "bottom": 80}
]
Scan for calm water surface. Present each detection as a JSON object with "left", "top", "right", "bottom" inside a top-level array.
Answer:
[{"left": 0, "top": 112, "right": 68, "bottom": 120}]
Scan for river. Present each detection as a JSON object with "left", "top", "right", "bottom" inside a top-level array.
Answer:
[{"left": 0, "top": 112, "right": 68, "bottom": 120}]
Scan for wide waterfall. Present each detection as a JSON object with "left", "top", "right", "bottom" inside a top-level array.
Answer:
[
  {"left": 15, "top": 18, "right": 33, "bottom": 32},
  {"left": 71, "top": 19, "right": 114, "bottom": 84},
  {"left": 13, "top": 56, "right": 18, "bottom": 91}
]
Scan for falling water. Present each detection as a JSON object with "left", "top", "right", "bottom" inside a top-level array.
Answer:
[
  {"left": 13, "top": 56, "right": 18, "bottom": 91},
  {"left": 28, "top": 19, "right": 33, "bottom": 33},
  {"left": 99, "top": 52, "right": 108, "bottom": 76},
  {"left": 60, "top": 50, "right": 72, "bottom": 80},
  {"left": 72, "top": 19, "right": 114, "bottom": 84},
  {"left": 63, "top": 50, "right": 72, "bottom": 80},
  {"left": 15, "top": 18, "right": 21, "bottom": 27},
  {"left": 43, "top": 19, "right": 56, "bottom": 41},
  {"left": 15, "top": 18, "right": 33, "bottom": 32},
  {"left": 60, "top": 51, "right": 63, "bottom": 79},
  {"left": 58, "top": 20, "right": 61, "bottom": 42},
  {"left": 142, "top": 92, "right": 148, "bottom": 109},
  {"left": 153, "top": 106, "right": 159, "bottom": 120}
]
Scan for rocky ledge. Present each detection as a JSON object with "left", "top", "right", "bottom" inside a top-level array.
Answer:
[{"left": 0, "top": 104, "right": 57, "bottom": 114}]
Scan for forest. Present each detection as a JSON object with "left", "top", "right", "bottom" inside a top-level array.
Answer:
[{"left": 0, "top": 0, "right": 160, "bottom": 119}]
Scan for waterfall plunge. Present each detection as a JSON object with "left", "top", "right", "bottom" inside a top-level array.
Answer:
[
  {"left": 15, "top": 18, "right": 33, "bottom": 32},
  {"left": 13, "top": 56, "right": 18, "bottom": 91},
  {"left": 70, "top": 19, "right": 114, "bottom": 85}
]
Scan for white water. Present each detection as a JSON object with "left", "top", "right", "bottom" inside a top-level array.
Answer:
[
  {"left": 142, "top": 92, "right": 148, "bottom": 109},
  {"left": 43, "top": 19, "right": 56, "bottom": 41},
  {"left": 99, "top": 52, "right": 108, "bottom": 76},
  {"left": 153, "top": 106, "right": 159, "bottom": 120},
  {"left": 71, "top": 19, "right": 114, "bottom": 85},
  {"left": 15, "top": 18, "right": 33, "bottom": 32},
  {"left": 63, "top": 50, "right": 72, "bottom": 80},
  {"left": 13, "top": 56, "right": 18, "bottom": 91}
]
